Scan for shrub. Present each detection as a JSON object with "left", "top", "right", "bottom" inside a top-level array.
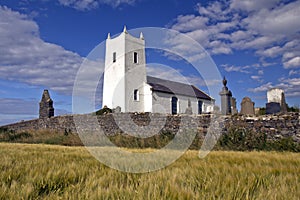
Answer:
[{"left": 95, "top": 106, "right": 112, "bottom": 115}]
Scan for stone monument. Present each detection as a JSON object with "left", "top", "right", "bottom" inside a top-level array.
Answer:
[
  {"left": 185, "top": 99, "right": 193, "bottom": 114},
  {"left": 219, "top": 77, "right": 232, "bottom": 115},
  {"left": 266, "top": 102, "right": 281, "bottom": 114},
  {"left": 280, "top": 92, "right": 287, "bottom": 113},
  {"left": 231, "top": 97, "right": 238, "bottom": 115},
  {"left": 39, "top": 89, "right": 54, "bottom": 119},
  {"left": 266, "top": 88, "right": 287, "bottom": 114},
  {"left": 240, "top": 97, "right": 255, "bottom": 115}
]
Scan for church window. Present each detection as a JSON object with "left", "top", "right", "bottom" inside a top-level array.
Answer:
[
  {"left": 171, "top": 96, "right": 178, "bottom": 114},
  {"left": 113, "top": 52, "right": 116, "bottom": 63},
  {"left": 133, "top": 52, "right": 138, "bottom": 63},
  {"left": 134, "top": 89, "right": 139, "bottom": 101},
  {"left": 198, "top": 100, "right": 203, "bottom": 114}
]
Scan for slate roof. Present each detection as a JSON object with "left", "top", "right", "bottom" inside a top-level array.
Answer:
[{"left": 147, "top": 76, "right": 213, "bottom": 101}]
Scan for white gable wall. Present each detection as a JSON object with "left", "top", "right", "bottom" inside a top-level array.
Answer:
[{"left": 103, "top": 33, "right": 126, "bottom": 110}]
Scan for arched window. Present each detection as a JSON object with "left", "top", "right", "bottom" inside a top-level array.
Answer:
[
  {"left": 133, "top": 89, "right": 139, "bottom": 101},
  {"left": 171, "top": 96, "right": 178, "bottom": 114},
  {"left": 198, "top": 100, "right": 203, "bottom": 114}
]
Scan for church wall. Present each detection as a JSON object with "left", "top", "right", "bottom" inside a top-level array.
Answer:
[{"left": 152, "top": 91, "right": 213, "bottom": 114}]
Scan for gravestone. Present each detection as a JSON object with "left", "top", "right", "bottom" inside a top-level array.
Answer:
[
  {"left": 240, "top": 97, "right": 255, "bottom": 115},
  {"left": 39, "top": 89, "right": 54, "bottom": 119},
  {"left": 231, "top": 97, "right": 238, "bottom": 115},
  {"left": 266, "top": 102, "right": 281, "bottom": 114},
  {"left": 185, "top": 99, "right": 193, "bottom": 114},
  {"left": 266, "top": 88, "right": 287, "bottom": 114},
  {"left": 113, "top": 106, "right": 121, "bottom": 113},
  {"left": 267, "top": 88, "right": 283, "bottom": 104},
  {"left": 280, "top": 92, "right": 287, "bottom": 113}
]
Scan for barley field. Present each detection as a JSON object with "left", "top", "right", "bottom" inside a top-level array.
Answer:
[{"left": 0, "top": 143, "right": 299, "bottom": 199}]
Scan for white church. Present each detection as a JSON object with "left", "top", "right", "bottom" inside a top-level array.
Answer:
[{"left": 102, "top": 27, "right": 215, "bottom": 114}]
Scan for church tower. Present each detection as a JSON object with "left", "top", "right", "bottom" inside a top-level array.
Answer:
[
  {"left": 102, "top": 26, "right": 149, "bottom": 112},
  {"left": 39, "top": 89, "right": 54, "bottom": 119}
]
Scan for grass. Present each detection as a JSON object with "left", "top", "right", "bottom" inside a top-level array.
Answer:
[{"left": 0, "top": 143, "right": 299, "bottom": 199}]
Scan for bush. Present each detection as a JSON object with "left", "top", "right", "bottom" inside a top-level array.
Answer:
[
  {"left": 217, "top": 127, "right": 267, "bottom": 151},
  {"left": 95, "top": 106, "right": 112, "bottom": 115}
]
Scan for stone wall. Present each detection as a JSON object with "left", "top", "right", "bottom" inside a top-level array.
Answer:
[{"left": 1, "top": 112, "right": 299, "bottom": 142}]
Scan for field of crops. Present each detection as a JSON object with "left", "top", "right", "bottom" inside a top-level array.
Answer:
[{"left": 0, "top": 143, "right": 299, "bottom": 199}]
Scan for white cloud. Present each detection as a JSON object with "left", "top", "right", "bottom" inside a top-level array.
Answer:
[
  {"left": 222, "top": 64, "right": 250, "bottom": 74},
  {"left": 58, "top": 0, "right": 136, "bottom": 10},
  {"left": 283, "top": 57, "right": 300, "bottom": 69},
  {"left": 248, "top": 82, "right": 273, "bottom": 93},
  {"left": 171, "top": 15, "right": 208, "bottom": 32},
  {"left": 243, "top": 1, "right": 300, "bottom": 35},
  {"left": 0, "top": 6, "right": 84, "bottom": 95},
  {"left": 230, "top": 0, "right": 280, "bottom": 12},
  {"left": 289, "top": 70, "right": 300, "bottom": 76},
  {"left": 249, "top": 77, "right": 300, "bottom": 98},
  {"left": 169, "top": 0, "right": 300, "bottom": 71}
]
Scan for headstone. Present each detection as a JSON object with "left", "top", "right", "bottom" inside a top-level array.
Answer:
[
  {"left": 185, "top": 99, "right": 193, "bottom": 115},
  {"left": 231, "top": 97, "right": 238, "bottom": 115},
  {"left": 267, "top": 88, "right": 283, "bottom": 104},
  {"left": 113, "top": 106, "right": 121, "bottom": 113},
  {"left": 267, "top": 88, "right": 287, "bottom": 114},
  {"left": 240, "top": 97, "right": 255, "bottom": 115},
  {"left": 219, "top": 77, "right": 232, "bottom": 115},
  {"left": 39, "top": 89, "right": 54, "bottom": 119},
  {"left": 266, "top": 102, "right": 281, "bottom": 114},
  {"left": 280, "top": 92, "right": 287, "bottom": 113}
]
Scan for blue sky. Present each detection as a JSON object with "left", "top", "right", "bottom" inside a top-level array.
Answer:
[{"left": 0, "top": 0, "right": 299, "bottom": 125}]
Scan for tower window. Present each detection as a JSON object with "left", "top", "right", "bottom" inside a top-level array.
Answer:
[
  {"left": 134, "top": 89, "right": 139, "bottom": 101},
  {"left": 113, "top": 52, "right": 116, "bottom": 63},
  {"left": 133, "top": 52, "right": 138, "bottom": 64}
]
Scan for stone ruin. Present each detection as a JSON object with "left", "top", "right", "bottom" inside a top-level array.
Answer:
[{"left": 39, "top": 89, "right": 54, "bottom": 119}]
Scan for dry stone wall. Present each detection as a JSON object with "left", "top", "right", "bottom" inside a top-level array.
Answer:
[{"left": 1, "top": 113, "right": 300, "bottom": 142}]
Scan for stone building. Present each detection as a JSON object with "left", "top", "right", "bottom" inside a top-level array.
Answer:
[
  {"left": 240, "top": 97, "right": 255, "bottom": 115},
  {"left": 39, "top": 89, "right": 54, "bottom": 119},
  {"left": 102, "top": 26, "right": 215, "bottom": 114}
]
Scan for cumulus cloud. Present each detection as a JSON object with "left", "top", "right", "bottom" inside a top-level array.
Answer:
[
  {"left": 248, "top": 82, "right": 273, "bottom": 93},
  {"left": 230, "top": 0, "right": 280, "bottom": 12},
  {"left": 221, "top": 64, "right": 250, "bottom": 74},
  {"left": 284, "top": 57, "right": 300, "bottom": 69},
  {"left": 169, "top": 0, "right": 300, "bottom": 69},
  {"left": 0, "top": 6, "right": 85, "bottom": 95},
  {"left": 58, "top": 0, "right": 136, "bottom": 10},
  {"left": 249, "top": 77, "right": 300, "bottom": 98}
]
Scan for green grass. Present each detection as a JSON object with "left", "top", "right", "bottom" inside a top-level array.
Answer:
[{"left": 0, "top": 143, "right": 299, "bottom": 199}]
